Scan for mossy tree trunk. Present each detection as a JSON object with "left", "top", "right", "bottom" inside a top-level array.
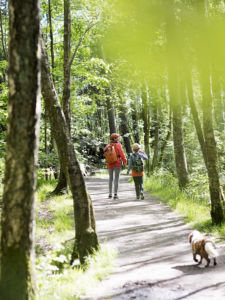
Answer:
[
  {"left": 0, "top": 1, "right": 40, "bottom": 299},
  {"left": 41, "top": 37, "right": 98, "bottom": 263}
]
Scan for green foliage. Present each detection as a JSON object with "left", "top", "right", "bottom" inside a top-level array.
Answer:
[
  {"left": 35, "top": 180, "right": 117, "bottom": 299},
  {"left": 145, "top": 169, "right": 225, "bottom": 237}
]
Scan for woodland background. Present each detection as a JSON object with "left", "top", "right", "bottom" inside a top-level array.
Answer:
[{"left": 1, "top": 0, "right": 225, "bottom": 299}]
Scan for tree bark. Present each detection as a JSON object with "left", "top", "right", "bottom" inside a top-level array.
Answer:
[
  {"left": 48, "top": 0, "right": 55, "bottom": 71},
  {"left": 211, "top": 70, "right": 224, "bottom": 131},
  {"left": 141, "top": 84, "right": 150, "bottom": 174},
  {"left": 0, "top": 1, "right": 40, "bottom": 298},
  {"left": 166, "top": 4, "right": 189, "bottom": 189},
  {"left": 118, "top": 95, "right": 132, "bottom": 154},
  {"left": 52, "top": 0, "right": 71, "bottom": 194},
  {"left": 186, "top": 69, "right": 207, "bottom": 166},
  {"left": 200, "top": 69, "right": 225, "bottom": 224},
  {"left": 168, "top": 70, "right": 189, "bottom": 189},
  {"left": 151, "top": 102, "right": 159, "bottom": 171},
  {"left": 106, "top": 91, "right": 117, "bottom": 134},
  {"left": 130, "top": 96, "right": 140, "bottom": 143},
  {"left": 41, "top": 37, "right": 99, "bottom": 263},
  {"left": 158, "top": 110, "right": 172, "bottom": 166}
]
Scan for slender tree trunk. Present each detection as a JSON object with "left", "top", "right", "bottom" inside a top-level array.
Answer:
[
  {"left": 0, "top": 8, "right": 6, "bottom": 82},
  {"left": 0, "top": 9, "right": 6, "bottom": 59},
  {"left": 0, "top": 1, "right": 40, "bottom": 298},
  {"left": 106, "top": 91, "right": 117, "bottom": 134},
  {"left": 48, "top": 0, "right": 55, "bottom": 71},
  {"left": 151, "top": 102, "right": 159, "bottom": 171},
  {"left": 158, "top": 110, "right": 172, "bottom": 166},
  {"left": 118, "top": 95, "right": 132, "bottom": 154},
  {"left": 200, "top": 69, "right": 225, "bottom": 224},
  {"left": 166, "top": 3, "right": 189, "bottom": 188},
  {"left": 186, "top": 69, "right": 207, "bottom": 166},
  {"left": 211, "top": 70, "right": 224, "bottom": 131},
  {"left": 41, "top": 37, "right": 98, "bottom": 263},
  {"left": 130, "top": 96, "right": 140, "bottom": 143},
  {"left": 53, "top": 0, "right": 71, "bottom": 194},
  {"left": 141, "top": 84, "right": 150, "bottom": 173},
  {"left": 168, "top": 68, "right": 189, "bottom": 188}
]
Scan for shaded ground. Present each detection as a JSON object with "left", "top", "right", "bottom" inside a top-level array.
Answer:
[{"left": 83, "top": 175, "right": 225, "bottom": 300}]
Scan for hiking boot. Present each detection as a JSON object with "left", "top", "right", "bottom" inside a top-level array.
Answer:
[
  {"left": 113, "top": 194, "right": 118, "bottom": 199},
  {"left": 108, "top": 194, "right": 112, "bottom": 198},
  {"left": 141, "top": 192, "right": 144, "bottom": 200}
]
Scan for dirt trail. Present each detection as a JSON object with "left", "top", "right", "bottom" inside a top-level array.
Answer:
[{"left": 83, "top": 175, "right": 225, "bottom": 300}]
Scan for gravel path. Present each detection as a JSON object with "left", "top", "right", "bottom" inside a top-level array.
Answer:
[{"left": 83, "top": 175, "right": 225, "bottom": 300}]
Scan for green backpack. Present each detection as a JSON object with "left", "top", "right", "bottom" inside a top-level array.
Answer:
[{"left": 132, "top": 153, "right": 144, "bottom": 172}]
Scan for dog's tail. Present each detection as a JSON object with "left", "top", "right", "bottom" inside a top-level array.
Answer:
[{"left": 205, "top": 241, "right": 218, "bottom": 258}]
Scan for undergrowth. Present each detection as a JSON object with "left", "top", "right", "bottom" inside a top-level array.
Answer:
[
  {"left": 36, "top": 179, "right": 117, "bottom": 299},
  {"left": 144, "top": 169, "right": 225, "bottom": 239}
]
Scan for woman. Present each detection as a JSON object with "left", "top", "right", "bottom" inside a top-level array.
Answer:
[{"left": 105, "top": 133, "right": 127, "bottom": 199}]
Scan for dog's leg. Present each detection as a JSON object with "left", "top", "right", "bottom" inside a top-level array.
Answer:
[
  {"left": 193, "top": 254, "right": 198, "bottom": 263},
  {"left": 199, "top": 256, "right": 203, "bottom": 265},
  {"left": 205, "top": 257, "right": 210, "bottom": 267},
  {"left": 213, "top": 258, "right": 217, "bottom": 266}
]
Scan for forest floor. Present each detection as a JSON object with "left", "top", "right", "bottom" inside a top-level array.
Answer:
[{"left": 83, "top": 174, "right": 225, "bottom": 300}]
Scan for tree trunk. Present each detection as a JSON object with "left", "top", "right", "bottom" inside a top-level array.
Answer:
[
  {"left": 48, "top": 0, "right": 55, "bottom": 71},
  {"left": 166, "top": 5, "right": 189, "bottom": 189},
  {"left": 41, "top": 37, "right": 99, "bottom": 263},
  {"left": 118, "top": 95, "right": 132, "bottom": 154},
  {"left": 141, "top": 84, "right": 150, "bottom": 173},
  {"left": 0, "top": 1, "right": 40, "bottom": 298},
  {"left": 0, "top": 8, "right": 6, "bottom": 82},
  {"left": 151, "top": 102, "right": 159, "bottom": 171},
  {"left": 106, "top": 91, "right": 117, "bottom": 134},
  {"left": 130, "top": 96, "right": 140, "bottom": 143},
  {"left": 186, "top": 69, "right": 207, "bottom": 166},
  {"left": 158, "top": 110, "right": 172, "bottom": 166},
  {"left": 168, "top": 68, "right": 189, "bottom": 189},
  {"left": 211, "top": 70, "right": 224, "bottom": 131},
  {"left": 200, "top": 69, "right": 225, "bottom": 224},
  {"left": 52, "top": 0, "right": 71, "bottom": 194}
]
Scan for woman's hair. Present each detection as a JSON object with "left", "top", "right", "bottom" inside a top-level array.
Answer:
[
  {"left": 133, "top": 143, "right": 140, "bottom": 152},
  {"left": 110, "top": 133, "right": 120, "bottom": 140}
]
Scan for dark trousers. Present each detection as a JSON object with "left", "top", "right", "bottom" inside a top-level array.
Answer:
[{"left": 133, "top": 176, "right": 143, "bottom": 198}]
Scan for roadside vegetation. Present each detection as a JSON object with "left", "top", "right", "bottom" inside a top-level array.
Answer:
[
  {"left": 35, "top": 179, "right": 117, "bottom": 299},
  {"left": 145, "top": 169, "right": 225, "bottom": 240}
]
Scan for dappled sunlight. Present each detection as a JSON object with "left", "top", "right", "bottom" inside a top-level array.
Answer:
[{"left": 85, "top": 176, "right": 225, "bottom": 299}]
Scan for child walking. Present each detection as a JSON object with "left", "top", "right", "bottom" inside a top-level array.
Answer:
[{"left": 127, "top": 143, "right": 148, "bottom": 200}]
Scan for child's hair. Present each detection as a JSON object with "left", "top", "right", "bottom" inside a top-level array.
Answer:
[{"left": 133, "top": 143, "right": 140, "bottom": 152}]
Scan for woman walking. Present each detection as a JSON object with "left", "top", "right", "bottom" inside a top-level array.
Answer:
[{"left": 104, "top": 133, "right": 127, "bottom": 199}]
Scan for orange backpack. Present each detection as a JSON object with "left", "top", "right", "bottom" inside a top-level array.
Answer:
[{"left": 104, "top": 144, "right": 118, "bottom": 164}]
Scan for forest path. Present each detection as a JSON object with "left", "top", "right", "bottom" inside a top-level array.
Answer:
[{"left": 83, "top": 175, "right": 225, "bottom": 300}]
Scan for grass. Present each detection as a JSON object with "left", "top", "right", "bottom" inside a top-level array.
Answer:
[
  {"left": 35, "top": 179, "right": 117, "bottom": 299},
  {"left": 144, "top": 170, "right": 225, "bottom": 240}
]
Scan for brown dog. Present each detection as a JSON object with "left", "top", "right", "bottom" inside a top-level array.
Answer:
[{"left": 188, "top": 230, "right": 218, "bottom": 267}]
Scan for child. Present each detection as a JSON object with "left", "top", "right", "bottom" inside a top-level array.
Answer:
[{"left": 127, "top": 143, "right": 148, "bottom": 200}]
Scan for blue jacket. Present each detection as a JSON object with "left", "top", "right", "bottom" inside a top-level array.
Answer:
[{"left": 128, "top": 151, "right": 148, "bottom": 173}]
